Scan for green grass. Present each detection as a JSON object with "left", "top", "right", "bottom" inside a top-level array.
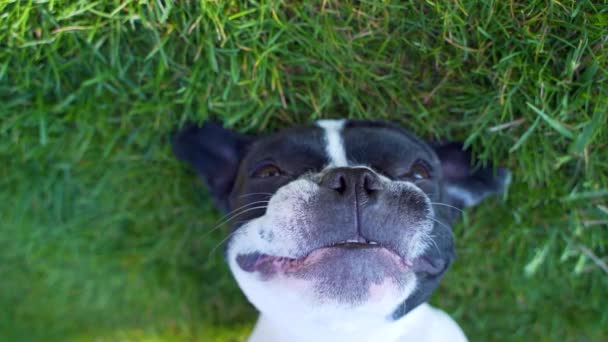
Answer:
[{"left": 1, "top": 1, "right": 607, "bottom": 341}]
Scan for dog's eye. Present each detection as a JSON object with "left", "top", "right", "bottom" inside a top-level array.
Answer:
[
  {"left": 400, "top": 160, "right": 431, "bottom": 181},
  {"left": 252, "top": 164, "right": 283, "bottom": 178}
]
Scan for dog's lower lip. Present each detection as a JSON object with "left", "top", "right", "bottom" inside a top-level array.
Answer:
[
  {"left": 236, "top": 246, "right": 447, "bottom": 277},
  {"left": 236, "top": 244, "right": 410, "bottom": 274}
]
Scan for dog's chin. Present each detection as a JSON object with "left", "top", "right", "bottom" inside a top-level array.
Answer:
[{"left": 234, "top": 245, "right": 417, "bottom": 305}]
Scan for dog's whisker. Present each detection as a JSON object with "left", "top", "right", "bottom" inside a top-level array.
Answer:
[
  {"left": 218, "top": 200, "right": 271, "bottom": 221},
  {"left": 210, "top": 204, "right": 269, "bottom": 230},
  {"left": 239, "top": 192, "right": 274, "bottom": 198},
  {"left": 207, "top": 229, "right": 242, "bottom": 259},
  {"left": 206, "top": 216, "right": 259, "bottom": 258},
  {"left": 200, "top": 203, "right": 269, "bottom": 240},
  {"left": 230, "top": 219, "right": 254, "bottom": 227},
  {"left": 428, "top": 216, "right": 452, "bottom": 232},
  {"left": 426, "top": 234, "right": 442, "bottom": 256},
  {"left": 430, "top": 202, "right": 464, "bottom": 214},
  {"left": 211, "top": 200, "right": 270, "bottom": 228}
]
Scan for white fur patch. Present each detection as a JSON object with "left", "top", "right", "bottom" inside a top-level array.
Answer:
[
  {"left": 388, "top": 181, "right": 434, "bottom": 259},
  {"left": 317, "top": 119, "right": 348, "bottom": 166},
  {"left": 248, "top": 303, "right": 468, "bottom": 342}
]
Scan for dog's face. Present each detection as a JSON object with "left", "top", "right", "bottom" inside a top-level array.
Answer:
[{"left": 174, "top": 119, "right": 508, "bottom": 326}]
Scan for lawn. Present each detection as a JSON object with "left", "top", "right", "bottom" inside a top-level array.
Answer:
[{"left": 1, "top": 1, "right": 607, "bottom": 341}]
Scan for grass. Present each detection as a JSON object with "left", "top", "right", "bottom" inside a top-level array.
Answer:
[{"left": 1, "top": 1, "right": 607, "bottom": 341}]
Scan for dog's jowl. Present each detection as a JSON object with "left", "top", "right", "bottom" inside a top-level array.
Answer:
[{"left": 174, "top": 119, "right": 509, "bottom": 342}]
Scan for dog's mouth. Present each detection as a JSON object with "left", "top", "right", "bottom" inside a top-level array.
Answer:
[{"left": 236, "top": 240, "right": 446, "bottom": 277}]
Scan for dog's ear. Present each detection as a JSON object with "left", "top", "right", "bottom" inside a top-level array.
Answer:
[
  {"left": 434, "top": 142, "right": 510, "bottom": 209},
  {"left": 173, "top": 121, "right": 251, "bottom": 211}
]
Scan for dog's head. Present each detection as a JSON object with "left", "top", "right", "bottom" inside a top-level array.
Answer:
[{"left": 174, "top": 119, "right": 509, "bottom": 325}]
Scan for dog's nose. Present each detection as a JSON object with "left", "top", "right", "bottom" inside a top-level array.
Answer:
[{"left": 320, "top": 167, "right": 382, "bottom": 196}]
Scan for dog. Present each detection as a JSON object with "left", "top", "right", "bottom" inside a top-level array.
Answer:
[{"left": 173, "top": 119, "right": 509, "bottom": 342}]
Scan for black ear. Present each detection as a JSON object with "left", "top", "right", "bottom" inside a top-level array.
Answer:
[
  {"left": 173, "top": 121, "right": 251, "bottom": 212},
  {"left": 434, "top": 142, "right": 510, "bottom": 209}
]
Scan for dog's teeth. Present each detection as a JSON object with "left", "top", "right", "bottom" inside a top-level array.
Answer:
[
  {"left": 345, "top": 239, "right": 359, "bottom": 243},
  {"left": 369, "top": 241, "right": 378, "bottom": 245}
]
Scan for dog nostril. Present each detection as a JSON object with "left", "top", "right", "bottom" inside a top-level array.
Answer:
[
  {"left": 362, "top": 173, "right": 382, "bottom": 194},
  {"left": 322, "top": 172, "right": 348, "bottom": 194},
  {"left": 321, "top": 168, "right": 382, "bottom": 196},
  {"left": 335, "top": 174, "right": 347, "bottom": 194}
]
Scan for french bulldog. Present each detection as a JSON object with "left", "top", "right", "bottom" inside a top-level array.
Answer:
[{"left": 173, "top": 119, "right": 509, "bottom": 342}]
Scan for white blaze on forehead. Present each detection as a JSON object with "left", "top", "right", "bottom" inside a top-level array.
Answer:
[{"left": 316, "top": 119, "right": 348, "bottom": 166}]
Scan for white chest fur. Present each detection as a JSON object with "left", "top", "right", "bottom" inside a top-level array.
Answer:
[{"left": 247, "top": 303, "right": 468, "bottom": 342}]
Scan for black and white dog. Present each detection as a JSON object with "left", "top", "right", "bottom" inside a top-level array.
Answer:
[{"left": 174, "top": 119, "right": 509, "bottom": 342}]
